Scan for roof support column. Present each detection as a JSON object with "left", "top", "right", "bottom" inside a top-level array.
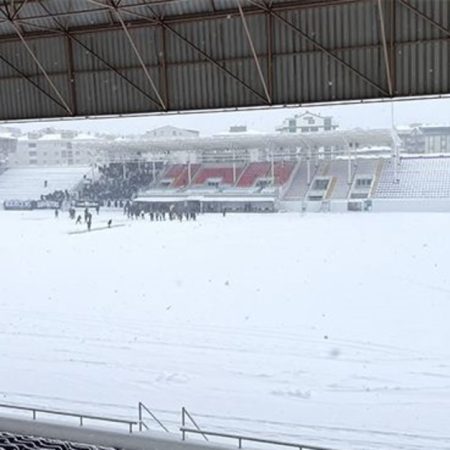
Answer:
[
  {"left": 236, "top": 0, "right": 271, "bottom": 104},
  {"left": 377, "top": 0, "right": 393, "bottom": 96}
]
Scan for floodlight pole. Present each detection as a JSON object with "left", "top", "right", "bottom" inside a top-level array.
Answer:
[
  {"left": 270, "top": 147, "right": 275, "bottom": 184},
  {"left": 348, "top": 144, "right": 352, "bottom": 185},
  {"left": 297, "top": 135, "right": 312, "bottom": 185},
  {"left": 341, "top": 137, "right": 352, "bottom": 185},
  {"left": 307, "top": 151, "right": 311, "bottom": 185},
  {"left": 391, "top": 101, "right": 400, "bottom": 183},
  {"left": 188, "top": 153, "right": 192, "bottom": 184},
  {"left": 232, "top": 148, "right": 237, "bottom": 183}
]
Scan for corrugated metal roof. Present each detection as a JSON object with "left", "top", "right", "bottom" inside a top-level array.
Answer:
[{"left": 0, "top": 0, "right": 446, "bottom": 120}]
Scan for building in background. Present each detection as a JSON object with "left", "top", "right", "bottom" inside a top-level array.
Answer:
[
  {"left": 398, "top": 124, "right": 450, "bottom": 153},
  {"left": 0, "top": 127, "right": 18, "bottom": 169},
  {"left": 9, "top": 130, "right": 103, "bottom": 168},
  {"left": 145, "top": 125, "right": 199, "bottom": 139},
  {"left": 276, "top": 111, "right": 339, "bottom": 133}
]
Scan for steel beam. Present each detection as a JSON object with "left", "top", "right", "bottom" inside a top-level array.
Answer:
[
  {"left": 398, "top": 0, "right": 450, "bottom": 38},
  {"left": 377, "top": 0, "right": 393, "bottom": 96},
  {"left": 119, "top": 7, "right": 270, "bottom": 104},
  {"left": 35, "top": 1, "right": 164, "bottom": 110},
  {"left": 0, "top": 0, "right": 360, "bottom": 43},
  {"left": 236, "top": 0, "right": 272, "bottom": 104},
  {"left": 65, "top": 35, "right": 78, "bottom": 115},
  {"left": 0, "top": 51, "right": 71, "bottom": 113},
  {"left": 86, "top": 0, "right": 166, "bottom": 110},
  {"left": 0, "top": 12, "right": 73, "bottom": 115},
  {"left": 266, "top": 10, "right": 274, "bottom": 101},
  {"left": 248, "top": 0, "right": 390, "bottom": 97}
]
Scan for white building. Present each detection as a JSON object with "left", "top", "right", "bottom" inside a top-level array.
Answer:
[
  {"left": 0, "top": 128, "right": 18, "bottom": 168},
  {"left": 276, "top": 111, "right": 338, "bottom": 133},
  {"left": 145, "top": 125, "right": 199, "bottom": 139},
  {"left": 9, "top": 131, "right": 104, "bottom": 167}
]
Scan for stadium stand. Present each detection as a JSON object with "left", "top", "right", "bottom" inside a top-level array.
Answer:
[
  {"left": 0, "top": 168, "right": 89, "bottom": 202},
  {"left": 192, "top": 165, "right": 244, "bottom": 186},
  {"left": 273, "top": 162, "right": 296, "bottom": 186},
  {"left": 80, "top": 163, "right": 156, "bottom": 203},
  {"left": 159, "top": 164, "right": 186, "bottom": 186},
  {"left": 8, "top": 156, "right": 444, "bottom": 208},
  {"left": 374, "top": 157, "right": 450, "bottom": 198},
  {"left": 237, "top": 162, "right": 271, "bottom": 187}
]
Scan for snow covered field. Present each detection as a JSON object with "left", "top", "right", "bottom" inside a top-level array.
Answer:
[{"left": 0, "top": 210, "right": 449, "bottom": 450}]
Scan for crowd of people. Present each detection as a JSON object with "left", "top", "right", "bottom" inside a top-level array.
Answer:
[
  {"left": 125, "top": 202, "right": 198, "bottom": 221},
  {"left": 41, "top": 189, "right": 72, "bottom": 204},
  {"left": 80, "top": 162, "right": 156, "bottom": 204},
  {"left": 52, "top": 202, "right": 200, "bottom": 233}
]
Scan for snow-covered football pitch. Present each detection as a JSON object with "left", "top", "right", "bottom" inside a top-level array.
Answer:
[{"left": 0, "top": 210, "right": 449, "bottom": 450}]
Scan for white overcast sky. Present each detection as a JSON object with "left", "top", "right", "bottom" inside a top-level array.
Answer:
[{"left": 6, "top": 97, "right": 450, "bottom": 136}]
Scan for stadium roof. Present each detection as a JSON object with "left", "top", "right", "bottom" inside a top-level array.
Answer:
[
  {"left": 103, "top": 129, "right": 396, "bottom": 154},
  {"left": 0, "top": 0, "right": 447, "bottom": 120}
]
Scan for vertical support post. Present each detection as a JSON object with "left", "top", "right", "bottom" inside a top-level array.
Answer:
[
  {"left": 391, "top": 101, "right": 399, "bottom": 183},
  {"left": 129, "top": 423, "right": 133, "bottom": 434},
  {"left": 270, "top": 148, "right": 275, "bottom": 184},
  {"left": 65, "top": 35, "right": 77, "bottom": 115},
  {"left": 79, "top": 416, "right": 83, "bottom": 427},
  {"left": 161, "top": 24, "right": 169, "bottom": 110},
  {"left": 181, "top": 407, "right": 186, "bottom": 441},
  {"left": 347, "top": 142, "right": 352, "bottom": 185},
  {"left": 138, "top": 402, "right": 142, "bottom": 432},
  {"left": 188, "top": 158, "right": 192, "bottom": 184},
  {"left": 307, "top": 151, "right": 311, "bottom": 185},
  {"left": 266, "top": 12, "right": 274, "bottom": 101},
  {"left": 232, "top": 149, "right": 236, "bottom": 183},
  {"left": 238, "top": 438, "right": 242, "bottom": 449},
  {"left": 32, "top": 410, "right": 36, "bottom": 420},
  {"left": 152, "top": 160, "right": 156, "bottom": 182}
]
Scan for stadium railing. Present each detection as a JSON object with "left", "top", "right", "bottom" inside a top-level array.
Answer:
[
  {"left": 180, "top": 427, "right": 336, "bottom": 450},
  {"left": 0, "top": 403, "right": 137, "bottom": 433},
  {"left": 180, "top": 407, "right": 336, "bottom": 450},
  {"left": 138, "top": 401, "right": 169, "bottom": 433}
]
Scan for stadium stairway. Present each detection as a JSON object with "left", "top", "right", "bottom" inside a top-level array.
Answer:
[
  {"left": 370, "top": 159, "right": 385, "bottom": 195},
  {"left": 173, "top": 164, "right": 201, "bottom": 188},
  {"left": 325, "top": 160, "right": 352, "bottom": 200},
  {"left": 0, "top": 167, "right": 90, "bottom": 202},
  {"left": 283, "top": 161, "right": 318, "bottom": 200}
]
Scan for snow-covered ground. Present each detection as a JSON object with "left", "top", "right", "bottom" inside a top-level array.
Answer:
[
  {"left": 0, "top": 210, "right": 449, "bottom": 450},
  {"left": 0, "top": 168, "right": 89, "bottom": 201}
]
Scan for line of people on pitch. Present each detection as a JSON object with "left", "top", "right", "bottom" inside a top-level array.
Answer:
[{"left": 125, "top": 205, "right": 197, "bottom": 222}]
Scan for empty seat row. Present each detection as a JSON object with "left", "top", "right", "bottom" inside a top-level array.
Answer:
[
  {"left": 375, "top": 158, "right": 450, "bottom": 198},
  {"left": 0, "top": 432, "right": 115, "bottom": 450}
]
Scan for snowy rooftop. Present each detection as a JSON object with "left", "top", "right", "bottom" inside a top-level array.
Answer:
[{"left": 105, "top": 129, "right": 396, "bottom": 154}]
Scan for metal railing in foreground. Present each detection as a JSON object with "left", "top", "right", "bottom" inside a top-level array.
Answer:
[
  {"left": 0, "top": 403, "right": 137, "bottom": 434},
  {"left": 138, "top": 401, "right": 169, "bottom": 433},
  {"left": 180, "top": 427, "right": 337, "bottom": 450}
]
